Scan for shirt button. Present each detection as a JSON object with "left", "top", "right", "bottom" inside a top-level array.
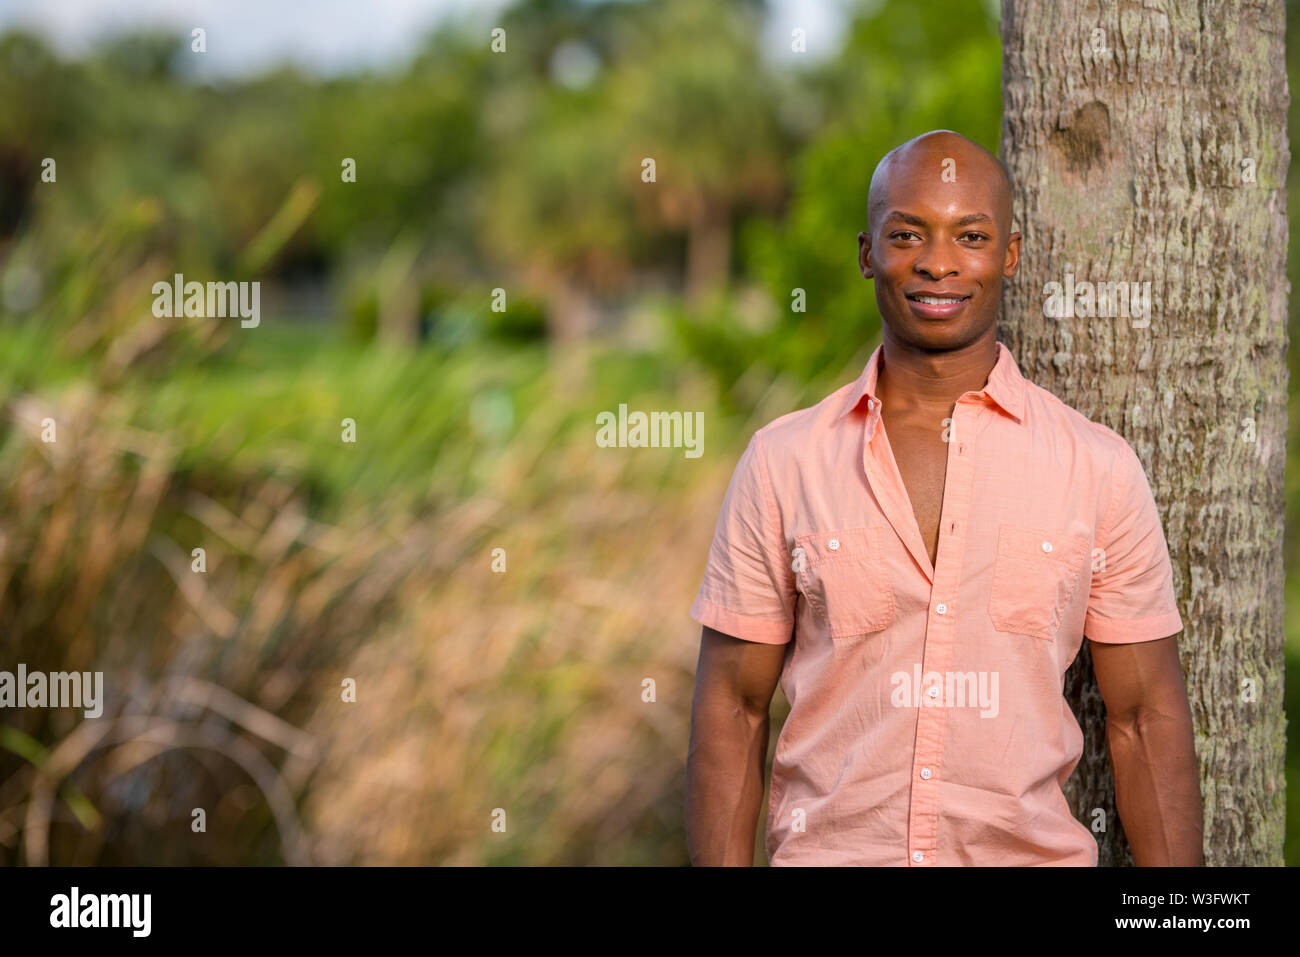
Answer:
[
  {"left": 927, "top": 687, "right": 939, "bottom": 699},
  {"left": 912, "top": 851, "right": 924, "bottom": 863},
  {"left": 920, "top": 767, "right": 932, "bottom": 779},
  {"left": 936, "top": 602, "right": 947, "bottom": 615},
  {"left": 1042, "top": 540, "right": 1053, "bottom": 553},
  {"left": 828, "top": 538, "right": 840, "bottom": 550}
]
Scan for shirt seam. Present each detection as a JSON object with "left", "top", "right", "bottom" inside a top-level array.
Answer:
[
  {"left": 751, "top": 433, "right": 794, "bottom": 619},
  {"left": 1097, "top": 442, "right": 1134, "bottom": 547},
  {"left": 695, "top": 593, "right": 793, "bottom": 626},
  {"left": 1085, "top": 608, "right": 1182, "bottom": 627}
]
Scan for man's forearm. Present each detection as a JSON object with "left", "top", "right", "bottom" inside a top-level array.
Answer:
[
  {"left": 685, "top": 699, "right": 770, "bottom": 865},
  {"left": 1107, "top": 706, "right": 1204, "bottom": 865}
]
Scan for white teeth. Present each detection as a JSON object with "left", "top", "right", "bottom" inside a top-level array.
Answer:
[{"left": 913, "top": 295, "right": 967, "bottom": 305}]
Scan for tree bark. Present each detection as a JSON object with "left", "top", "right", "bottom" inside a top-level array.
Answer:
[{"left": 999, "top": 0, "right": 1288, "bottom": 865}]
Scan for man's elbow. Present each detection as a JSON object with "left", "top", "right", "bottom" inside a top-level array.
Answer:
[{"left": 1107, "top": 696, "right": 1193, "bottom": 737}]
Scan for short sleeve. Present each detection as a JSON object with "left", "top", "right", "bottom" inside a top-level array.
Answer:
[
  {"left": 1084, "top": 442, "right": 1184, "bottom": 644},
  {"left": 689, "top": 433, "right": 796, "bottom": 644}
]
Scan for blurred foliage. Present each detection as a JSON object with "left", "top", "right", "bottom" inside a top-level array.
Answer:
[{"left": 0, "top": 0, "right": 1294, "bottom": 866}]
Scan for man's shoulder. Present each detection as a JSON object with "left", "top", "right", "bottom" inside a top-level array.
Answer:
[
  {"left": 749, "top": 379, "right": 858, "bottom": 452},
  {"left": 1023, "top": 378, "right": 1136, "bottom": 470}
]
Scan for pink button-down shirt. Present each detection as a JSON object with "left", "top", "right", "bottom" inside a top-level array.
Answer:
[{"left": 690, "top": 340, "right": 1184, "bottom": 866}]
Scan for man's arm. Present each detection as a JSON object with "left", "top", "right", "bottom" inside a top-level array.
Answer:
[
  {"left": 685, "top": 625, "right": 787, "bottom": 866},
  {"left": 1090, "top": 634, "right": 1204, "bottom": 865}
]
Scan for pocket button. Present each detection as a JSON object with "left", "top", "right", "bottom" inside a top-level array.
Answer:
[
  {"left": 988, "top": 524, "right": 1087, "bottom": 641},
  {"left": 795, "top": 526, "right": 895, "bottom": 640}
]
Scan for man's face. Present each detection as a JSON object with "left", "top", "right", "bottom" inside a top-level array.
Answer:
[{"left": 858, "top": 154, "right": 1020, "bottom": 352}]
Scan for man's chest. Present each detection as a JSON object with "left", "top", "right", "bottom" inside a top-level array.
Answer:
[
  {"left": 781, "top": 410, "right": 1106, "bottom": 650},
  {"left": 881, "top": 415, "right": 951, "bottom": 569}
]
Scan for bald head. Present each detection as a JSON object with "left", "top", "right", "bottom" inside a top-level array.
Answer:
[{"left": 867, "top": 130, "right": 1013, "bottom": 237}]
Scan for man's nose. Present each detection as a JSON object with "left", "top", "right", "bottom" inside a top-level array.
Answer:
[{"left": 915, "top": 246, "right": 958, "bottom": 280}]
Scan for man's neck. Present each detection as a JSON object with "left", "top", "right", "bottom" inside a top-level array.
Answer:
[{"left": 876, "top": 332, "right": 998, "bottom": 418}]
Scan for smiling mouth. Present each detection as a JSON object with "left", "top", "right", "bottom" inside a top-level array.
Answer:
[{"left": 907, "top": 294, "right": 971, "bottom": 304}]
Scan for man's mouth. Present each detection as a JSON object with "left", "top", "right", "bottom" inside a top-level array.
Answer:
[
  {"left": 906, "top": 294, "right": 971, "bottom": 304},
  {"left": 905, "top": 292, "right": 972, "bottom": 319}
]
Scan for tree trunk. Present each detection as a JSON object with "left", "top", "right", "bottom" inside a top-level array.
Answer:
[
  {"left": 999, "top": 0, "right": 1288, "bottom": 865},
  {"left": 539, "top": 270, "right": 597, "bottom": 392},
  {"left": 542, "top": 271, "right": 598, "bottom": 343},
  {"left": 685, "top": 200, "right": 731, "bottom": 307}
]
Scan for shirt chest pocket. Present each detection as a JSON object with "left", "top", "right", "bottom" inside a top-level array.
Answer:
[
  {"left": 988, "top": 523, "right": 1089, "bottom": 641},
  {"left": 793, "top": 526, "right": 895, "bottom": 638}
]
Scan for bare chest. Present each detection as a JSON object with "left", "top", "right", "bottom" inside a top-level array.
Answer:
[{"left": 881, "top": 417, "right": 951, "bottom": 568}]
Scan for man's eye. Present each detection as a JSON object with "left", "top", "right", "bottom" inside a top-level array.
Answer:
[
  {"left": 891, "top": 231, "right": 919, "bottom": 241},
  {"left": 961, "top": 232, "right": 989, "bottom": 242}
]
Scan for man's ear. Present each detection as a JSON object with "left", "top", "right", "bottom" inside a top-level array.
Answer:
[
  {"left": 1003, "top": 231, "right": 1022, "bottom": 279},
  {"left": 858, "top": 231, "right": 874, "bottom": 279}
]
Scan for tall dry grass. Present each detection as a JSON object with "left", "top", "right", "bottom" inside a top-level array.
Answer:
[
  {"left": 301, "top": 410, "right": 740, "bottom": 864},
  {"left": 0, "top": 376, "right": 765, "bottom": 864},
  {"left": 0, "top": 377, "right": 414, "bottom": 864},
  {"left": 0, "top": 325, "right": 810, "bottom": 864},
  {"left": 0, "top": 195, "right": 830, "bottom": 863}
]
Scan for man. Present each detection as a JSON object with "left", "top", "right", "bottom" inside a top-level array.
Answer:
[{"left": 684, "top": 130, "right": 1203, "bottom": 867}]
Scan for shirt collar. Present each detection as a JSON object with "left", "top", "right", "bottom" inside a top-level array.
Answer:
[{"left": 837, "top": 340, "right": 1027, "bottom": 424}]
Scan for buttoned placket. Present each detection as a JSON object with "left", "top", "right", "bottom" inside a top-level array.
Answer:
[{"left": 862, "top": 391, "right": 986, "bottom": 866}]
